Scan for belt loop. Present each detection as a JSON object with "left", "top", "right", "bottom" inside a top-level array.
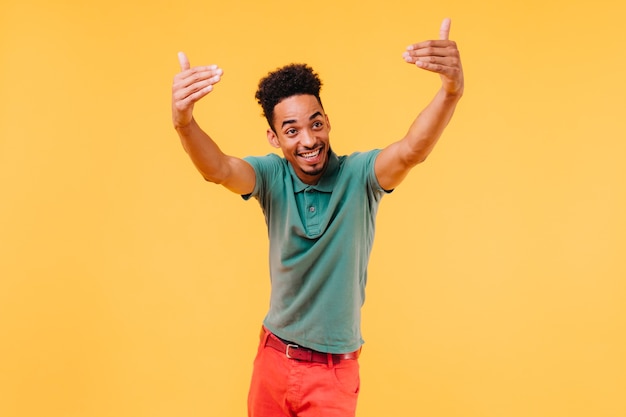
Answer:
[
  {"left": 326, "top": 353, "right": 333, "bottom": 367},
  {"left": 261, "top": 326, "right": 271, "bottom": 347}
]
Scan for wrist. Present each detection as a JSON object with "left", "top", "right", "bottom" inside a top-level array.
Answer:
[
  {"left": 442, "top": 86, "right": 464, "bottom": 100},
  {"left": 173, "top": 117, "right": 196, "bottom": 132}
]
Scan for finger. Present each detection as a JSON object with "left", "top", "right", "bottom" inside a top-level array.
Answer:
[
  {"left": 415, "top": 60, "right": 458, "bottom": 77},
  {"left": 405, "top": 44, "right": 454, "bottom": 57},
  {"left": 173, "top": 69, "right": 223, "bottom": 100},
  {"left": 406, "top": 40, "right": 453, "bottom": 53},
  {"left": 403, "top": 46, "right": 458, "bottom": 65},
  {"left": 178, "top": 51, "right": 190, "bottom": 71},
  {"left": 413, "top": 56, "right": 457, "bottom": 67},
  {"left": 174, "top": 79, "right": 213, "bottom": 100},
  {"left": 439, "top": 17, "right": 451, "bottom": 40},
  {"left": 174, "top": 66, "right": 223, "bottom": 88},
  {"left": 175, "top": 85, "right": 214, "bottom": 110}
]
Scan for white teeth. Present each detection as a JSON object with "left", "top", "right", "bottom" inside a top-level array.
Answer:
[{"left": 301, "top": 149, "right": 320, "bottom": 159}]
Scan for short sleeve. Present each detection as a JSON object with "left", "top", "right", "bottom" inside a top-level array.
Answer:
[{"left": 241, "top": 154, "right": 285, "bottom": 201}]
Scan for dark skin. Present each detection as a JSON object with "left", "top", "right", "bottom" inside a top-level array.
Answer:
[{"left": 172, "top": 18, "right": 463, "bottom": 192}]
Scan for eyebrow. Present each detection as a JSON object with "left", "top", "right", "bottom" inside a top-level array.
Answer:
[{"left": 281, "top": 111, "right": 323, "bottom": 128}]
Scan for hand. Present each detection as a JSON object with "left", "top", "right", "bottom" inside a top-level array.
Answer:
[
  {"left": 171, "top": 52, "right": 223, "bottom": 129},
  {"left": 402, "top": 18, "right": 464, "bottom": 96}
]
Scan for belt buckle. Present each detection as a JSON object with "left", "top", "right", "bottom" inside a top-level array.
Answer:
[{"left": 285, "top": 343, "right": 299, "bottom": 359}]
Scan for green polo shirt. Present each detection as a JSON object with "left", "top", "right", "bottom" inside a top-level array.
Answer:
[{"left": 243, "top": 149, "right": 388, "bottom": 353}]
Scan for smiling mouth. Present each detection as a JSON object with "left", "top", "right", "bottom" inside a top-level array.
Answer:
[{"left": 299, "top": 148, "right": 321, "bottom": 160}]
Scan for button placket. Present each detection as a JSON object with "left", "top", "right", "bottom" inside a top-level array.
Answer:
[{"left": 304, "top": 188, "right": 320, "bottom": 233}]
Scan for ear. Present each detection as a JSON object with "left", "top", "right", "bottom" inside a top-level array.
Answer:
[
  {"left": 325, "top": 114, "right": 331, "bottom": 131},
  {"left": 267, "top": 129, "right": 280, "bottom": 148}
]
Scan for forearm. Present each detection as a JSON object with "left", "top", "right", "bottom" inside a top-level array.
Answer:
[
  {"left": 375, "top": 18, "right": 464, "bottom": 190},
  {"left": 374, "top": 87, "right": 462, "bottom": 190},
  {"left": 175, "top": 118, "right": 231, "bottom": 183},
  {"left": 401, "top": 87, "right": 462, "bottom": 166}
]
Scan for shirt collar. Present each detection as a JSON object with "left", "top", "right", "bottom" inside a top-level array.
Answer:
[{"left": 289, "top": 151, "right": 339, "bottom": 193}]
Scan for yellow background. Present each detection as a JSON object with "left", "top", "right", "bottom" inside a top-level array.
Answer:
[{"left": 1, "top": 0, "right": 625, "bottom": 416}]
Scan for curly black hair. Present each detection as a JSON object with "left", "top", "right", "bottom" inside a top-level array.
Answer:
[{"left": 255, "top": 63, "right": 323, "bottom": 132}]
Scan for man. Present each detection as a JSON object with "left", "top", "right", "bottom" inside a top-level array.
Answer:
[{"left": 171, "top": 18, "right": 463, "bottom": 417}]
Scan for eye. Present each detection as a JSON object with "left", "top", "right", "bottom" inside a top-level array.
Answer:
[
  {"left": 285, "top": 128, "right": 298, "bottom": 136},
  {"left": 312, "top": 121, "right": 324, "bottom": 129}
]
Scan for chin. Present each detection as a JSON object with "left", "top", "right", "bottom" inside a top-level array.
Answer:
[{"left": 303, "top": 158, "right": 328, "bottom": 177}]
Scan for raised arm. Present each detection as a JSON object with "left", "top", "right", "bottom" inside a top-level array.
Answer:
[
  {"left": 374, "top": 18, "right": 464, "bottom": 190},
  {"left": 172, "top": 52, "right": 255, "bottom": 195}
]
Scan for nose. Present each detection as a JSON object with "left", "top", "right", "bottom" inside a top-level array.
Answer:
[{"left": 300, "top": 128, "right": 316, "bottom": 147}]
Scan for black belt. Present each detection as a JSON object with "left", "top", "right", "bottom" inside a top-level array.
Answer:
[{"left": 264, "top": 330, "right": 361, "bottom": 365}]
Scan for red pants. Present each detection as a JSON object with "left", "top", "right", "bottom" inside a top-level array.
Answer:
[{"left": 247, "top": 327, "right": 361, "bottom": 417}]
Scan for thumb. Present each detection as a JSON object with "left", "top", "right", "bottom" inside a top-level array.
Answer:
[
  {"left": 178, "top": 51, "right": 190, "bottom": 71},
  {"left": 439, "top": 17, "right": 451, "bottom": 40}
]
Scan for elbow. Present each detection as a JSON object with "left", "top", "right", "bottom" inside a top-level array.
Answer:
[
  {"left": 202, "top": 173, "right": 225, "bottom": 185},
  {"left": 413, "top": 151, "right": 430, "bottom": 165},
  {"left": 416, "top": 156, "right": 429, "bottom": 165},
  {"left": 199, "top": 167, "right": 226, "bottom": 184},
  {"left": 404, "top": 148, "right": 431, "bottom": 167},
  {"left": 398, "top": 136, "right": 435, "bottom": 168},
  {"left": 197, "top": 161, "right": 230, "bottom": 185},
  {"left": 418, "top": 149, "right": 435, "bottom": 164},
  {"left": 409, "top": 139, "right": 439, "bottom": 166}
]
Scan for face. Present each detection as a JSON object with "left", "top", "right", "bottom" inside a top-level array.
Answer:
[{"left": 267, "top": 94, "right": 331, "bottom": 185}]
